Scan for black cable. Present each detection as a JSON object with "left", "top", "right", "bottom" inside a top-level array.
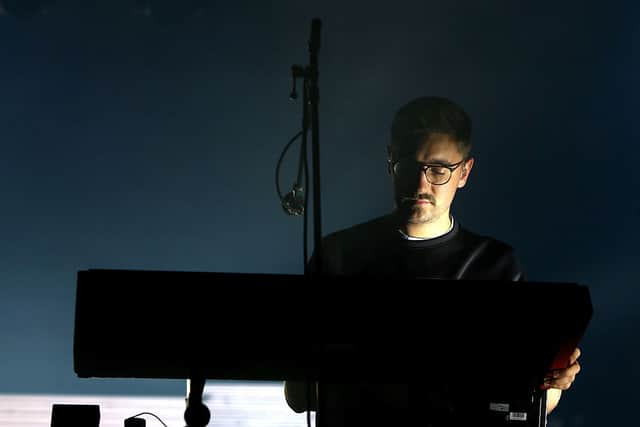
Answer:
[
  {"left": 275, "top": 128, "right": 309, "bottom": 271},
  {"left": 275, "top": 131, "right": 304, "bottom": 200},
  {"left": 126, "top": 412, "right": 169, "bottom": 427}
]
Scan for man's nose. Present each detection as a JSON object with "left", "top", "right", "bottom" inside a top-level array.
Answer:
[{"left": 416, "top": 169, "right": 432, "bottom": 191}]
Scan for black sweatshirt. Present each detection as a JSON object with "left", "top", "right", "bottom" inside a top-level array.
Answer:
[{"left": 318, "top": 214, "right": 524, "bottom": 281}]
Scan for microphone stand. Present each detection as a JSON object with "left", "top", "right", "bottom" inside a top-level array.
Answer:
[
  {"left": 290, "top": 17, "right": 326, "bottom": 427},
  {"left": 290, "top": 19, "right": 323, "bottom": 274},
  {"left": 306, "top": 19, "right": 327, "bottom": 427},
  {"left": 308, "top": 18, "right": 323, "bottom": 277}
]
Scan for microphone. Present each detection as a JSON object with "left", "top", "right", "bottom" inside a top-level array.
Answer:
[
  {"left": 281, "top": 135, "right": 306, "bottom": 216},
  {"left": 282, "top": 184, "right": 305, "bottom": 216}
]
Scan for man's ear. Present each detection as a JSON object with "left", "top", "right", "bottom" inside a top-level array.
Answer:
[
  {"left": 457, "top": 157, "right": 475, "bottom": 188},
  {"left": 386, "top": 145, "right": 393, "bottom": 174}
]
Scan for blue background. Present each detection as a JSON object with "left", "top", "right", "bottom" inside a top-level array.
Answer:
[{"left": 0, "top": 1, "right": 638, "bottom": 426}]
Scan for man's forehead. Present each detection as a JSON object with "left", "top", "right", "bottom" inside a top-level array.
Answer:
[{"left": 392, "top": 134, "right": 463, "bottom": 159}]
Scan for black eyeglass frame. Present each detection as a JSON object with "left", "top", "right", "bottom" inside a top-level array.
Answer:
[{"left": 389, "top": 158, "right": 467, "bottom": 185}]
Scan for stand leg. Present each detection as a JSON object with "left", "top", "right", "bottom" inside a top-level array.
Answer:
[
  {"left": 316, "top": 381, "right": 326, "bottom": 427},
  {"left": 184, "top": 377, "right": 211, "bottom": 427}
]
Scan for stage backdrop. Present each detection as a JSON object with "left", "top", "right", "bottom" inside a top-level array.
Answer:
[{"left": 0, "top": 1, "right": 638, "bottom": 426}]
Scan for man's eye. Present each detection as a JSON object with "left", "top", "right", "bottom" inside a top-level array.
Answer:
[{"left": 429, "top": 167, "right": 447, "bottom": 175}]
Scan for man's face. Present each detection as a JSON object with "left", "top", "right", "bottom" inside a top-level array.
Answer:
[{"left": 390, "top": 134, "right": 474, "bottom": 226}]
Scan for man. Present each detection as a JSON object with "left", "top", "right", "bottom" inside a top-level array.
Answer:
[{"left": 285, "top": 96, "right": 581, "bottom": 420}]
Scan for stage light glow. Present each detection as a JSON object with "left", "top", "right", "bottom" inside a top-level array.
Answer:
[{"left": 0, "top": 383, "right": 314, "bottom": 427}]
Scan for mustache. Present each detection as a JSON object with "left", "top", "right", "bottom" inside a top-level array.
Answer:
[{"left": 401, "top": 194, "right": 435, "bottom": 204}]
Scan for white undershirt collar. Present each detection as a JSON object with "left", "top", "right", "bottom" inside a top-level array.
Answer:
[{"left": 398, "top": 217, "right": 455, "bottom": 241}]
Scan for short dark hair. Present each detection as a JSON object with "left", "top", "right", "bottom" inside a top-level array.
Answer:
[{"left": 390, "top": 96, "right": 472, "bottom": 158}]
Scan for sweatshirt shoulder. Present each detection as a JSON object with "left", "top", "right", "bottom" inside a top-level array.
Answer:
[
  {"left": 457, "top": 226, "right": 525, "bottom": 281},
  {"left": 323, "top": 215, "right": 396, "bottom": 248},
  {"left": 458, "top": 226, "right": 516, "bottom": 252}
]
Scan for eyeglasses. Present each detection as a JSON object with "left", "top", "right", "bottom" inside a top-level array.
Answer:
[{"left": 390, "top": 159, "right": 466, "bottom": 185}]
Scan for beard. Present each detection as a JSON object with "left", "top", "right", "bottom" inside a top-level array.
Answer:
[
  {"left": 406, "top": 204, "right": 442, "bottom": 224},
  {"left": 395, "top": 195, "right": 445, "bottom": 225}
]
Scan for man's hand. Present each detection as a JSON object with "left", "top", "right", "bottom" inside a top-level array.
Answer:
[
  {"left": 543, "top": 347, "right": 582, "bottom": 391},
  {"left": 542, "top": 347, "right": 582, "bottom": 414}
]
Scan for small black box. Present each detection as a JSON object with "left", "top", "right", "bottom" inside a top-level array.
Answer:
[
  {"left": 125, "top": 418, "right": 146, "bottom": 427},
  {"left": 51, "top": 404, "right": 100, "bottom": 427}
]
